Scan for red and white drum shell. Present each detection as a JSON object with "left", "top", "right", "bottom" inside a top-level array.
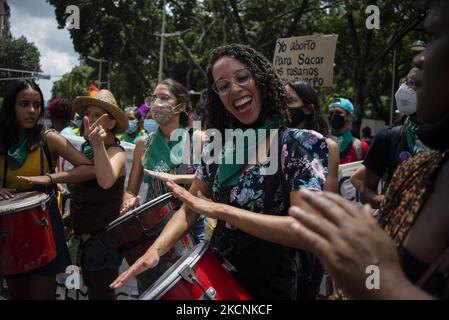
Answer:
[
  {"left": 0, "top": 191, "right": 56, "bottom": 276},
  {"left": 106, "top": 193, "right": 196, "bottom": 288},
  {"left": 139, "top": 242, "right": 253, "bottom": 300}
]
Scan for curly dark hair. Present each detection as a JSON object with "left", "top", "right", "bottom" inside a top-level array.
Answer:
[
  {"left": 287, "top": 80, "right": 329, "bottom": 136},
  {"left": 203, "top": 44, "right": 290, "bottom": 136}
]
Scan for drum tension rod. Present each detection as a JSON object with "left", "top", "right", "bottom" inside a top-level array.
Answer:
[{"left": 179, "top": 265, "right": 217, "bottom": 300}]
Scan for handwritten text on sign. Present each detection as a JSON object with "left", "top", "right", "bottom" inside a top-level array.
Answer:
[{"left": 273, "top": 35, "right": 338, "bottom": 87}]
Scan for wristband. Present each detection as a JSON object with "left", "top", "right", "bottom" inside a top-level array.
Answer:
[{"left": 45, "top": 173, "right": 54, "bottom": 185}]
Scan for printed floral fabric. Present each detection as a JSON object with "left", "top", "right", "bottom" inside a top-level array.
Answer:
[
  {"left": 195, "top": 128, "right": 328, "bottom": 214},
  {"left": 379, "top": 149, "right": 449, "bottom": 245}
]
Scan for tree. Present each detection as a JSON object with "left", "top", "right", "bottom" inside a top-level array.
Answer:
[
  {"left": 47, "top": 0, "right": 425, "bottom": 127},
  {"left": 0, "top": 36, "right": 41, "bottom": 94},
  {"left": 51, "top": 64, "right": 96, "bottom": 101}
]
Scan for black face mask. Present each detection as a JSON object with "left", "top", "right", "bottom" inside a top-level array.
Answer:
[
  {"left": 329, "top": 114, "right": 346, "bottom": 131},
  {"left": 289, "top": 107, "right": 305, "bottom": 127},
  {"left": 418, "top": 112, "right": 449, "bottom": 150}
]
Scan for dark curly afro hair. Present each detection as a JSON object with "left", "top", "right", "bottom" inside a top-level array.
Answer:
[{"left": 203, "top": 44, "right": 290, "bottom": 136}]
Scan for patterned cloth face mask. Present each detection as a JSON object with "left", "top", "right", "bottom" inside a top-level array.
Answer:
[{"left": 150, "top": 98, "right": 185, "bottom": 125}]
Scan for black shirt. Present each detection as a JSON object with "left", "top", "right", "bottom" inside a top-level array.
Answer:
[{"left": 363, "top": 125, "right": 411, "bottom": 186}]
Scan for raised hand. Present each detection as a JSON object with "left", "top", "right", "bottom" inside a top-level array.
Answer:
[
  {"left": 83, "top": 114, "right": 109, "bottom": 147},
  {"left": 165, "top": 180, "right": 219, "bottom": 219},
  {"left": 288, "top": 190, "right": 405, "bottom": 299},
  {"left": 144, "top": 170, "right": 176, "bottom": 184}
]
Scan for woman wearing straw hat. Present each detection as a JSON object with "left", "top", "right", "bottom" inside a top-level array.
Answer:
[
  {"left": 67, "top": 89, "right": 128, "bottom": 300},
  {"left": 14, "top": 88, "right": 128, "bottom": 299}
]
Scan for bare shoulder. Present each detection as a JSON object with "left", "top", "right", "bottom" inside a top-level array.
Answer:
[
  {"left": 325, "top": 137, "right": 339, "bottom": 151},
  {"left": 44, "top": 129, "right": 61, "bottom": 142},
  {"left": 325, "top": 138, "right": 340, "bottom": 162},
  {"left": 44, "top": 129, "right": 67, "bottom": 150},
  {"left": 133, "top": 137, "right": 145, "bottom": 156}
]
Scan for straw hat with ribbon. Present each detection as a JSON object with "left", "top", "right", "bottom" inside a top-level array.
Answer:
[{"left": 73, "top": 89, "right": 128, "bottom": 134}]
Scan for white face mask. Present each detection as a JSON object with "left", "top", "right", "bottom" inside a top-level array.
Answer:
[{"left": 395, "top": 83, "right": 417, "bottom": 116}]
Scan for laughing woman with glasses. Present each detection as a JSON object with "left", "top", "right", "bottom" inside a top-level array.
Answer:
[{"left": 111, "top": 44, "right": 329, "bottom": 300}]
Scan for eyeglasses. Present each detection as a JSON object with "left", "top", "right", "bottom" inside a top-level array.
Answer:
[{"left": 211, "top": 69, "right": 252, "bottom": 95}]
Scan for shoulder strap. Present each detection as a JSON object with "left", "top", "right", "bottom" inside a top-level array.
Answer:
[
  {"left": 352, "top": 138, "right": 364, "bottom": 161},
  {"left": 40, "top": 134, "right": 55, "bottom": 174}
]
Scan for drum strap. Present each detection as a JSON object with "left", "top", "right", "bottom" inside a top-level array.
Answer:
[{"left": 40, "top": 134, "right": 55, "bottom": 174}]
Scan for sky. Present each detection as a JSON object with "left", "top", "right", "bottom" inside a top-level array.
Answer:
[{"left": 8, "top": 0, "right": 79, "bottom": 103}]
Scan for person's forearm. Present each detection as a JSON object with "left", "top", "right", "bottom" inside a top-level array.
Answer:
[
  {"left": 383, "top": 280, "right": 435, "bottom": 300},
  {"left": 360, "top": 188, "right": 383, "bottom": 209},
  {"left": 51, "top": 165, "right": 95, "bottom": 183},
  {"left": 151, "top": 206, "right": 199, "bottom": 256},
  {"left": 216, "top": 203, "right": 305, "bottom": 249},
  {"left": 93, "top": 144, "right": 117, "bottom": 189},
  {"left": 174, "top": 174, "right": 195, "bottom": 185},
  {"left": 349, "top": 274, "right": 435, "bottom": 300}
]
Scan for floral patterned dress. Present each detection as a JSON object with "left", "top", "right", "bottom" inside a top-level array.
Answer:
[
  {"left": 196, "top": 128, "right": 328, "bottom": 214},
  {"left": 194, "top": 128, "right": 328, "bottom": 299}
]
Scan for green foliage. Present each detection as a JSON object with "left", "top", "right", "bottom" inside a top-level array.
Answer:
[
  {"left": 47, "top": 0, "right": 425, "bottom": 125},
  {"left": 50, "top": 64, "right": 96, "bottom": 101},
  {"left": 0, "top": 36, "right": 41, "bottom": 94}
]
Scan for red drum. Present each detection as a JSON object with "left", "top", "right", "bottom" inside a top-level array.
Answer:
[
  {"left": 139, "top": 242, "right": 253, "bottom": 300},
  {"left": 106, "top": 193, "right": 196, "bottom": 290},
  {"left": 0, "top": 191, "right": 56, "bottom": 276}
]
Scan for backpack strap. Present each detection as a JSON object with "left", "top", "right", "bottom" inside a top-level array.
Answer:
[{"left": 352, "top": 137, "right": 364, "bottom": 161}]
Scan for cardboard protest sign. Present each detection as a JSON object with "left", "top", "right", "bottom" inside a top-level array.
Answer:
[{"left": 273, "top": 34, "right": 338, "bottom": 87}]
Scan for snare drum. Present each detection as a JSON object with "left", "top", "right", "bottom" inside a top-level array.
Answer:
[
  {"left": 106, "top": 193, "right": 196, "bottom": 290},
  {"left": 0, "top": 191, "right": 57, "bottom": 276},
  {"left": 139, "top": 242, "right": 252, "bottom": 300}
]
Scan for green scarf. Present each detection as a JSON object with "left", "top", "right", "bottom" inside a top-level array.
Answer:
[
  {"left": 404, "top": 117, "right": 429, "bottom": 156},
  {"left": 7, "top": 136, "right": 29, "bottom": 170},
  {"left": 330, "top": 129, "right": 353, "bottom": 157},
  {"left": 80, "top": 141, "right": 95, "bottom": 162},
  {"left": 144, "top": 126, "right": 187, "bottom": 183},
  {"left": 217, "top": 117, "right": 281, "bottom": 187},
  {"left": 81, "top": 137, "right": 121, "bottom": 162}
]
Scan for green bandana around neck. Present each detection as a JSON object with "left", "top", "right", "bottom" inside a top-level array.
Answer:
[
  {"left": 330, "top": 129, "right": 353, "bottom": 157},
  {"left": 404, "top": 117, "right": 429, "bottom": 156},
  {"left": 81, "top": 137, "right": 121, "bottom": 162},
  {"left": 80, "top": 141, "right": 94, "bottom": 162},
  {"left": 144, "top": 125, "right": 187, "bottom": 183},
  {"left": 217, "top": 117, "right": 282, "bottom": 188},
  {"left": 7, "top": 136, "right": 29, "bottom": 170}
]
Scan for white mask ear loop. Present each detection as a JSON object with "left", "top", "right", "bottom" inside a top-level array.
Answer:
[{"left": 173, "top": 102, "right": 187, "bottom": 114}]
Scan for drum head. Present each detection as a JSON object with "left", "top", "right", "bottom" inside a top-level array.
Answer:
[
  {"left": 0, "top": 191, "right": 49, "bottom": 215},
  {"left": 106, "top": 193, "right": 176, "bottom": 230},
  {"left": 139, "top": 242, "right": 208, "bottom": 300}
]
